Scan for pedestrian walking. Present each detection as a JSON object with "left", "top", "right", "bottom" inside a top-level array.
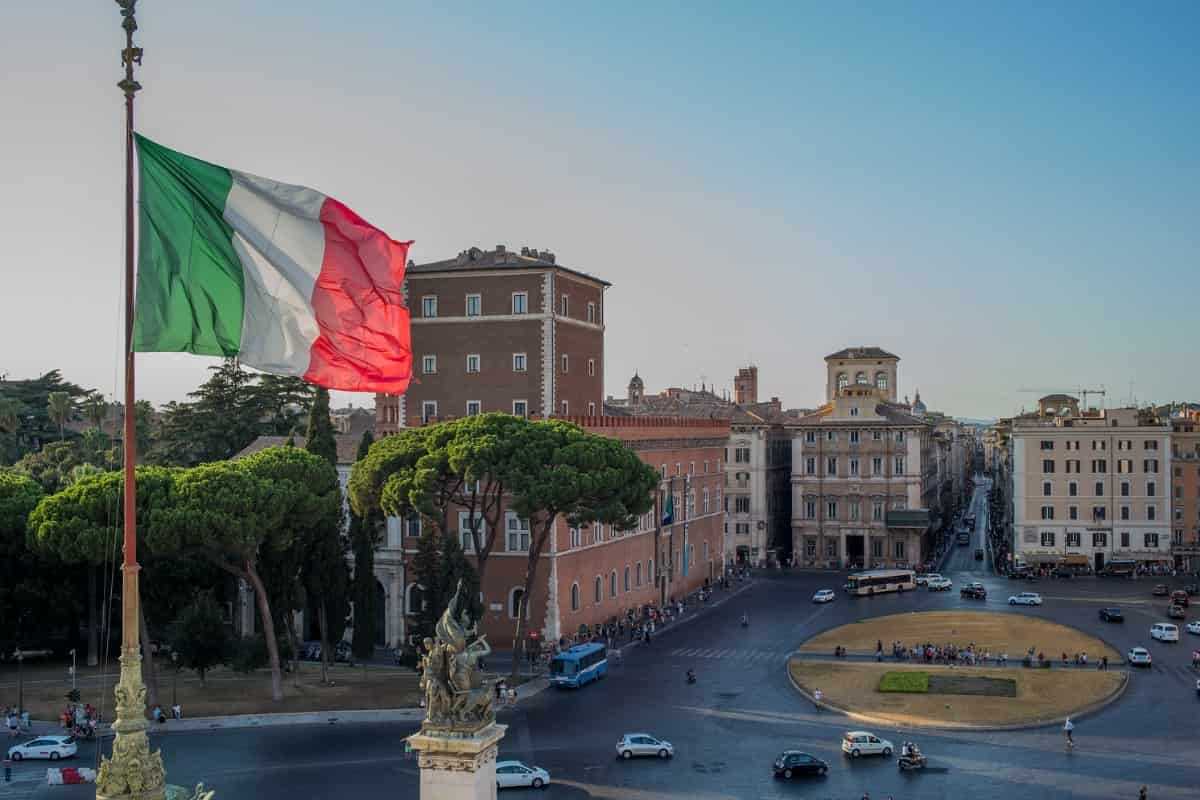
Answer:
[
  {"left": 813, "top": 688, "right": 823, "bottom": 711},
  {"left": 507, "top": 686, "right": 517, "bottom": 706},
  {"left": 1138, "top": 786, "right": 1147, "bottom": 800}
]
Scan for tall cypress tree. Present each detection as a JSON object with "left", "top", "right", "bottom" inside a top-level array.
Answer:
[
  {"left": 410, "top": 527, "right": 442, "bottom": 640},
  {"left": 304, "top": 388, "right": 337, "bottom": 467},
  {"left": 303, "top": 386, "right": 346, "bottom": 680},
  {"left": 350, "top": 430, "right": 382, "bottom": 658}
]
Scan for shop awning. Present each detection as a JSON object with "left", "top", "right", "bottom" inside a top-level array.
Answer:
[
  {"left": 1021, "top": 554, "right": 1061, "bottom": 564},
  {"left": 1063, "top": 555, "right": 1090, "bottom": 566}
]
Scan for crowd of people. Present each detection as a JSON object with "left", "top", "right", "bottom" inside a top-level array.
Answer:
[
  {"left": 58, "top": 702, "right": 98, "bottom": 737},
  {"left": 5, "top": 706, "right": 31, "bottom": 737}
]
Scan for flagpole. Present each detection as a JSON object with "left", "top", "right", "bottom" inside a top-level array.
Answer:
[{"left": 97, "top": 2, "right": 167, "bottom": 798}]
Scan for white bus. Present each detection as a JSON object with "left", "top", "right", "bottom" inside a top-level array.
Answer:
[{"left": 845, "top": 569, "right": 916, "bottom": 596}]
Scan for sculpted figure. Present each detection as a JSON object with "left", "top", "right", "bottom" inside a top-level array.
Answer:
[{"left": 418, "top": 578, "right": 495, "bottom": 730}]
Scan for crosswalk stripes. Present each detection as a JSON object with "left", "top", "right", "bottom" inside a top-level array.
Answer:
[{"left": 669, "top": 646, "right": 786, "bottom": 661}]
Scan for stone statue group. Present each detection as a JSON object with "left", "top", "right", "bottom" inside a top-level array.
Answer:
[{"left": 418, "top": 579, "right": 494, "bottom": 732}]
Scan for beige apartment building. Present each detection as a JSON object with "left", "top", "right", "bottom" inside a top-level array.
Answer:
[
  {"left": 1010, "top": 396, "right": 1172, "bottom": 572},
  {"left": 790, "top": 348, "right": 940, "bottom": 570},
  {"left": 1171, "top": 410, "right": 1200, "bottom": 571}
]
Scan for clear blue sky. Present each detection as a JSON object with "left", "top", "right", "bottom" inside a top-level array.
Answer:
[{"left": 4, "top": 1, "right": 1197, "bottom": 417}]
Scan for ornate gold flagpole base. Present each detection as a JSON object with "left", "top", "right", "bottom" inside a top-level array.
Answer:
[{"left": 95, "top": 646, "right": 165, "bottom": 800}]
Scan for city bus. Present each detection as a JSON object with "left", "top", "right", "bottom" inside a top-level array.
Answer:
[
  {"left": 845, "top": 569, "right": 916, "bottom": 596},
  {"left": 549, "top": 642, "right": 608, "bottom": 688}
]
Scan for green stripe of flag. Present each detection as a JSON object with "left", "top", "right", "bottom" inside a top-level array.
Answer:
[{"left": 132, "top": 134, "right": 245, "bottom": 356}]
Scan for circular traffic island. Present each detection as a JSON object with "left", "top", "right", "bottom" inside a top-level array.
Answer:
[{"left": 789, "top": 611, "right": 1126, "bottom": 729}]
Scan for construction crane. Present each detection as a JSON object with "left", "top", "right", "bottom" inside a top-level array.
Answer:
[{"left": 1017, "top": 386, "right": 1107, "bottom": 410}]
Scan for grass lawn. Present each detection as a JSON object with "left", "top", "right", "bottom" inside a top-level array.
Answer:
[
  {"left": 799, "top": 610, "right": 1120, "bottom": 662},
  {"left": 878, "top": 671, "right": 929, "bottom": 693},
  {"left": 1, "top": 662, "right": 423, "bottom": 721},
  {"left": 791, "top": 660, "right": 1123, "bottom": 727}
]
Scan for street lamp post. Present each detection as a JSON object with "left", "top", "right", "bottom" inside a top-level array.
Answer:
[
  {"left": 171, "top": 653, "right": 179, "bottom": 709},
  {"left": 15, "top": 650, "right": 23, "bottom": 720},
  {"left": 70, "top": 648, "right": 77, "bottom": 693}
]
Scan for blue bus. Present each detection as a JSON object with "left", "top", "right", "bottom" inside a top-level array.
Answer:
[{"left": 549, "top": 643, "right": 608, "bottom": 688}]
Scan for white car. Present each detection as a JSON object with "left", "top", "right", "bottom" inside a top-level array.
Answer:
[
  {"left": 496, "top": 760, "right": 549, "bottom": 790},
  {"left": 915, "top": 573, "right": 942, "bottom": 587},
  {"left": 1150, "top": 623, "right": 1179, "bottom": 642},
  {"left": 1186, "top": 621, "right": 1200, "bottom": 636},
  {"left": 6, "top": 735, "right": 77, "bottom": 761},
  {"left": 616, "top": 733, "right": 674, "bottom": 760},
  {"left": 813, "top": 589, "right": 836, "bottom": 604},
  {"left": 927, "top": 577, "right": 953, "bottom": 591},
  {"left": 841, "top": 730, "right": 894, "bottom": 758},
  {"left": 1008, "top": 592, "right": 1043, "bottom": 606},
  {"left": 1127, "top": 646, "right": 1152, "bottom": 667}
]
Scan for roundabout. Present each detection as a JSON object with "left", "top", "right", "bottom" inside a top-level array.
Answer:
[{"left": 789, "top": 610, "right": 1128, "bottom": 729}]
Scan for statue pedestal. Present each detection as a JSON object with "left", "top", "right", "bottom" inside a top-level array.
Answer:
[{"left": 407, "top": 723, "right": 507, "bottom": 800}]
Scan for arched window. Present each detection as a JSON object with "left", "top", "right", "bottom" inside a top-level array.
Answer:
[
  {"left": 875, "top": 372, "right": 888, "bottom": 391},
  {"left": 508, "top": 587, "right": 526, "bottom": 619},
  {"left": 855, "top": 371, "right": 867, "bottom": 384},
  {"left": 570, "top": 582, "right": 580, "bottom": 611},
  {"left": 636, "top": 562, "right": 642, "bottom": 586},
  {"left": 837, "top": 373, "right": 849, "bottom": 391},
  {"left": 610, "top": 570, "right": 618, "bottom": 598},
  {"left": 405, "top": 583, "right": 424, "bottom": 615},
  {"left": 594, "top": 576, "right": 602, "bottom": 604},
  {"left": 624, "top": 566, "right": 630, "bottom": 592}
]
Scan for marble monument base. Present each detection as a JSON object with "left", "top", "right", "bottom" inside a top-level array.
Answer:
[{"left": 407, "top": 723, "right": 507, "bottom": 800}]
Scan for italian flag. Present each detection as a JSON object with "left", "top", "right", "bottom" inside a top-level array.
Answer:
[{"left": 132, "top": 134, "right": 412, "bottom": 394}]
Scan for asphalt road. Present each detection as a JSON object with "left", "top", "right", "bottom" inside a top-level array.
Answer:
[{"left": 15, "top": 476, "right": 1200, "bottom": 800}]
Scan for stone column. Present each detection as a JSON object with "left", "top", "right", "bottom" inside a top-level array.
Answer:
[
  {"left": 408, "top": 723, "right": 507, "bottom": 800},
  {"left": 389, "top": 570, "right": 403, "bottom": 648}
]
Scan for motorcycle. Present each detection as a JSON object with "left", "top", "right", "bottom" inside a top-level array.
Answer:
[{"left": 897, "top": 743, "right": 927, "bottom": 771}]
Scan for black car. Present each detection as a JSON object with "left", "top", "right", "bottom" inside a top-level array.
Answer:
[
  {"left": 773, "top": 750, "right": 829, "bottom": 779},
  {"left": 1051, "top": 568, "right": 1073, "bottom": 579},
  {"left": 1099, "top": 608, "right": 1124, "bottom": 622},
  {"left": 961, "top": 584, "right": 987, "bottom": 600}
]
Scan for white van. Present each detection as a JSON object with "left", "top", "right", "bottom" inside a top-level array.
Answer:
[{"left": 1150, "top": 623, "right": 1179, "bottom": 642}]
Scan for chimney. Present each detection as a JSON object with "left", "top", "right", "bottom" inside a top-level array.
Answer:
[
  {"left": 495, "top": 244, "right": 506, "bottom": 254},
  {"left": 520, "top": 246, "right": 530, "bottom": 256}
]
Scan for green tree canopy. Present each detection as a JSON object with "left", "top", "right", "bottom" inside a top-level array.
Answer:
[
  {"left": 0, "top": 370, "right": 92, "bottom": 464},
  {"left": 504, "top": 420, "right": 659, "bottom": 677}
]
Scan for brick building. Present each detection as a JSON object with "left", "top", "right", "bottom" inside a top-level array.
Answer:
[
  {"left": 375, "top": 245, "right": 608, "bottom": 431},
  {"left": 385, "top": 416, "right": 730, "bottom": 648}
]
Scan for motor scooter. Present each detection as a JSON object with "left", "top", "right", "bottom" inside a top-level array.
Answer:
[{"left": 897, "top": 743, "right": 927, "bottom": 771}]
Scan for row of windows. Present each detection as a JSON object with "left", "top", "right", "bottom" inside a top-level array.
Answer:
[
  {"left": 420, "top": 353, "right": 596, "bottom": 377},
  {"left": 803, "top": 456, "right": 905, "bottom": 476},
  {"left": 804, "top": 430, "right": 905, "bottom": 444},
  {"left": 419, "top": 292, "right": 600, "bottom": 322},
  {"left": 419, "top": 398, "right": 600, "bottom": 421},
  {"left": 1040, "top": 439, "right": 1160, "bottom": 451},
  {"left": 1030, "top": 530, "right": 1161, "bottom": 549},
  {"left": 568, "top": 556, "right": 663, "bottom": 611},
  {"left": 835, "top": 372, "right": 889, "bottom": 391},
  {"left": 1042, "top": 459, "right": 1159, "bottom": 474},
  {"left": 1041, "top": 480, "right": 1158, "bottom": 498},
  {"left": 662, "top": 460, "right": 723, "bottom": 476},
  {"left": 800, "top": 538, "right": 906, "bottom": 559},
  {"left": 1040, "top": 504, "right": 1160, "bottom": 522},
  {"left": 801, "top": 498, "right": 905, "bottom": 520}
]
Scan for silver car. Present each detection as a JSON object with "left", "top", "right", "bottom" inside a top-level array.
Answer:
[{"left": 616, "top": 733, "right": 674, "bottom": 759}]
